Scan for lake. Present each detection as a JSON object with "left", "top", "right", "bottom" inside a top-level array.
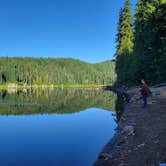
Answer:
[{"left": 0, "top": 88, "right": 119, "bottom": 166}]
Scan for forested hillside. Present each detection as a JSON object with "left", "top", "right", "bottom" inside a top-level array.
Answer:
[
  {"left": 116, "top": 0, "right": 166, "bottom": 85},
  {"left": 0, "top": 57, "right": 116, "bottom": 85}
]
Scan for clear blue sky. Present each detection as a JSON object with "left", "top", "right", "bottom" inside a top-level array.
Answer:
[{"left": 0, "top": 0, "right": 138, "bottom": 63}]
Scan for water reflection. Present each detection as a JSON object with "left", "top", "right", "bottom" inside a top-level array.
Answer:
[
  {"left": 1, "top": 90, "right": 7, "bottom": 100},
  {"left": 115, "top": 92, "right": 129, "bottom": 122},
  {"left": 0, "top": 88, "right": 118, "bottom": 166},
  {"left": 0, "top": 88, "right": 117, "bottom": 115}
]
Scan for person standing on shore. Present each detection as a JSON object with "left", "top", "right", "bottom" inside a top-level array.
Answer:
[{"left": 140, "top": 79, "right": 151, "bottom": 108}]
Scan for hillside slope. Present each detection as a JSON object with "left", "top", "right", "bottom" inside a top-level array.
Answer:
[{"left": 0, "top": 57, "right": 116, "bottom": 85}]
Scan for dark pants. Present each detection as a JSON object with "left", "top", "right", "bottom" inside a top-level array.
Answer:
[{"left": 142, "top": 94, "right": 148, "bottom": 107}]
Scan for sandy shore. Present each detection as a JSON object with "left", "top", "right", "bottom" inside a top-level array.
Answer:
[{"left": 93, "top": 86, "right": 166, "bottom": 166}]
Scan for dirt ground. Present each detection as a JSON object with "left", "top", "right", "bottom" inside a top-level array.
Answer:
[{"left": 93, "top": 86, "right": 166, "bottom": 166}]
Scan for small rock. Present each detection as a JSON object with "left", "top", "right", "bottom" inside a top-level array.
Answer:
[
  {"left": 112, "top": 113, "right": 116, "bottom": 117},
  {"left": 99, "top": 153, "right": 112, "bottom": 160},
  {"left": 122, "top": 125, "right": 134, "bottom": 136},
  {"left": 129, "top": 122, "right": 136, "bottom": 126},
  {"left": 121, "top": 117, "right": 126, "bottom": 121},
  {"left": 153, "top": 140, "right": 159, "bottom": 144},
  {"left": 137, "top": 143, "right": 145, "bottom": 148},
  {"left": 148, "top": 101, "right": 152, "bottom": 104}
]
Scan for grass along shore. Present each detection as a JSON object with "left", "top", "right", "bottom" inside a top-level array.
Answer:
[{"left": 0, "top": 83, "right": 111, "bottom": 90}]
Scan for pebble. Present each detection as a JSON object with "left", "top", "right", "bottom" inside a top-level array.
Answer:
[
  {"left": 99, "top": 153, "right": 112, "bottom": 161},
  {"left": 122, "top": 125, "right": 135, "bottom": 136},
  {"left": 137, "top": 143, "right": 145, "bottom": 148},
  {"left": 154, "top": 140, "right": 159, "bottom": 144}
]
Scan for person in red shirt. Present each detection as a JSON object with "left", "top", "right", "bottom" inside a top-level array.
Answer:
[{"left": 140, "top": 79, "right": 151, "bottom": 108}]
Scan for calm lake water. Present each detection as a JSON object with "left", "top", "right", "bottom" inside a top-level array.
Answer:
[{"left": 0, "top": 89, "right": 118, "bottom": 166}]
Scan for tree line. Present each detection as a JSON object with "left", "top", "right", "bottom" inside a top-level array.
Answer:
[
  {"left": 0, "top": 57, "right": 116, "bottom": 85},
  {"left": 116, "top": 0, "right": 166, "bottom": 85}
]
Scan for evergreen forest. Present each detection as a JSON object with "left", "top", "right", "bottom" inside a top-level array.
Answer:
[
  {"left": 115, "top": 0, "right": 166, "bottom": 85},
  {"left": 0, "top": 57, "right": 115, "bottom": 86}
]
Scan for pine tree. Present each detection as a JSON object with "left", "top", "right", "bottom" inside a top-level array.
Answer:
[
  {"left": 116, "top": 8, "right": 124, "bottom": 56},
  {"left": 145, "top": 0, "right": 166, "bottom": 84},
  {"left": 115, "top": 0, "right": 134, "bottom": 85},
  {"left": 133, "top": 0, "right": 166, "bottom": 84},
  {"left": 131, "top": 0, "right": 148, "bottom": 83}
]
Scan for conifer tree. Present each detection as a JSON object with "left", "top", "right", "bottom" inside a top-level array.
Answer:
[
  {"left": 131, "top": 0, "right": 148, "bottom": 83},
  {"left": 115, "top": 0, "right": 134, "bottom": 84},
  {"left": 133, "top": 0, "right": 166, "bottom": 84}
]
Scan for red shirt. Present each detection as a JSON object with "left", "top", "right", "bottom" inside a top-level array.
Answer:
[{"left": 141, "top": 84, "right": 149, "bottom": 95}]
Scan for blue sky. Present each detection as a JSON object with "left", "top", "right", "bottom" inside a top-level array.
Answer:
[{"left": 0, "top": 0, "right": 138, "bottom": 63}]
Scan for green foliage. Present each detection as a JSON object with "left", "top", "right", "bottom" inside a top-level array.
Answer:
[
  {"left": 0, "top": 57, "right": 116, "bottom": 86},
  {"left": 115, "top": 0, "right": 134, "bottom": 85},
  {"left": 115, "top": 0, "right": 166, "bottom": 86},
  {"left": 132, "top": 0, "right": 166, "bottom": 85}
]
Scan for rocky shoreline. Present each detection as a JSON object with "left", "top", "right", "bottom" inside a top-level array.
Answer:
[{"left": 93, "top": 86, "right": 166, "bottom": 166}]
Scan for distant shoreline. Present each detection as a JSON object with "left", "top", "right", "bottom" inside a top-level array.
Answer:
[{"left": 0, "top": 83, "right": 112, "bottom": 90}]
